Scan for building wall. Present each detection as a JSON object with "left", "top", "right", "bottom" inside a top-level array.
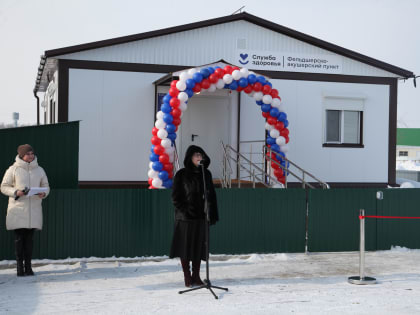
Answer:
[
  {"left": 397, "top": 146, "right": 420, "bottom": 161},
  {"left": 56, "top": 20, "right": 396, "bottom": 78}
]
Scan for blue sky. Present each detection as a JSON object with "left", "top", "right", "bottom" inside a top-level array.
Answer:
[{"left": 0, "top": 0, "right": 419, "bottom": 126}]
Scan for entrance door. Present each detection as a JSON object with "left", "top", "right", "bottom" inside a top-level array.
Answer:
[{"left": 178, "top": 95, "right": 230, "bottom": 179}]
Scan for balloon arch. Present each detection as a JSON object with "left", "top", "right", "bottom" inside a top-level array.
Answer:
[{"left": 148, "top": 65, "right": 290, "bottom": 189}]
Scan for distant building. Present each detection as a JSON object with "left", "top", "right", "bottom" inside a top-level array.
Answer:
[{"left": 397, "top": 128, "right": 420, "bottom": 161}]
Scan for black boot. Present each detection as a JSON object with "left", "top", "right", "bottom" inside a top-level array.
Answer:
[
  {"left": 192, "top": 260, "right": 204, "bottom": 286},
  {"left": 24, "top": 229, "right": 35, "bottom": 276},
  {"left": 180, "top": 259, "right": 192, "bottom": 287},
  {"left": 14, "top": 229, "right": 25, "bottom": 277}
]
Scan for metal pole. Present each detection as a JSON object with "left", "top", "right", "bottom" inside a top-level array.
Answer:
[
  {"left": 238, "top": 155, "right": 241, "bottom": 188},
  {"left": 348, "top": 209, "right": 376, "bottom": 285}
]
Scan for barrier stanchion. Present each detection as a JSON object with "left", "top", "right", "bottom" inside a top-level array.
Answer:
[{"left": 348, "top": 209, "right": 377, "bottom": 285}]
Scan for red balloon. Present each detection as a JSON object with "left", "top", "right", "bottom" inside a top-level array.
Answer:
[
  {"left": 274, "top": 168, "right": 283, "bottom": 178},
  {"left": 223, "top": 65, "right": 233, "bottom": 74},
  {"left": 209, "top": 73, "right": 219, "bottom": 84},
  {"left": 163, "top": 163, "right": 173, "bottom": 172},
  {"left": 152, "top": 127, "right": 159, "bottom": 136},
  {"left": 148, "top": 178, "right": 153, "bottom": 186},
  {"left": 175, "top": 125, "right": 178, "bottom": 132},
  {"left": 159, "top": 153, "right": 169, "bottom": 164},
  {"left": 169, "top": 87, "right": 179, "bottom": 97},
  {"left": 172, "top": 117, "right": 181, "bottom": 126},
  {"left": 262, "top": 112, "right": 270, "bottom": 118},
  {"left": 262, "top": 84, "right": 272, "bottom": 95},
  {"left": 236, "top": 86, "right": 244, "bottom": 92},
  {"left": 285, "top": 136, "right": 290, "bottom": 144},
  {"left": 275, "top": 121, "right": 285, "bottom": 131},
  {"left": 214, "top": 68, "right": 224, "bottom": 78},
  {"left": 167, "top": 170, "right": 173, "bottom": 179},
  {"left": 153, "top": 145, "right": 165, "bottom": 155},
  {"left": 278, "top": 96, "right": 282, "bottom": 102},
  {"left": 149, "top": 185, "right": 157, "bottom": 189},
  {"left": 270, "top": 89, "right": 279, "bottom": 98},
  {"left": 278, "top": 176, "right": 286, "bottom": 184},
  {"left": 271, "top": 161, "right": 280, "bottom": 170},
  {"left": 253, "top": 82, "right": 262, "bottom": 92},
  {"left": 280, "top": 128, "right": 290, "bottom": 136},
  {"left": 244, "top": 85, "right": 253, "bottom": 94},
  {"left": 170, "top": 80, "right": 178, "bottom": 88},
  {"left": 170, "top": 98, "right": 180, "bottom": 108},
  {"left": 151, "top": 136, "right": 161, "bottom": 145},
  {"left": 267, "top": 117, "right": 276, "bottom": 125},
  {"left": 171, "top": 108, "right": 181, "bottom": 118},
  {"left": 192, "top": 83, "right": 202, "bottom": 93},
  {"left": 232, "top": 66, "right": 240, "bottom": 72},
  {"left": 201, "top": 78, "right": 210, "bottom": 89}
]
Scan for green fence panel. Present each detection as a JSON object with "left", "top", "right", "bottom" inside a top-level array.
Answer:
[
  {"left": 0, "top": 122, "right": 79, "bottom": 189},
  {"left": 376, "top": 189, "right": 420, "bottom": 250},
  {"left": 211, "top": 188, "right": 307, "bottom": 254},
  {"left": 308, "top": 189, "right": 378, "bottom": 252}
]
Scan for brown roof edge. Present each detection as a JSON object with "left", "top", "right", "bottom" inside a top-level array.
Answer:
[{"left": 44, "top": 12, "right": 414, "bottom": 78}]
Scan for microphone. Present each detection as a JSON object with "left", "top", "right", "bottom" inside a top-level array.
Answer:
[{"left": 199, "top": 158, "right": 207, "bottom": 165}]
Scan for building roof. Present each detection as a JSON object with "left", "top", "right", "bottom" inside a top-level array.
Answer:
[
  {"left": 397, "top": 128, "right": 420, "bottom": 147},
  {"left": 35, "top": 12, "right": 415, "bottom": 93}
]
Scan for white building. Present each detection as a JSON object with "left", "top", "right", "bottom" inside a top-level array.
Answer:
[{"left": 34, "top": 12, "right": 414, "bottom": 188}]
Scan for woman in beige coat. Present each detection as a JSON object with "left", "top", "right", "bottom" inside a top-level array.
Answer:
[{"left": 1, "top": 144, "right": 49, "bottom": 276}]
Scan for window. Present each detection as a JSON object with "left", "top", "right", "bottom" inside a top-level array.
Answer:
[
  {"left": 399, "top": 151, "right": 408, "bottom": 157},
  {"left": 324, "top": 110, "right": 363, "bottom": 146}
]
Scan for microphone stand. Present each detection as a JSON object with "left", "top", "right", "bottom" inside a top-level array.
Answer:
[{"left": 178, "top": 162, "right": 228, "bottom": 299}]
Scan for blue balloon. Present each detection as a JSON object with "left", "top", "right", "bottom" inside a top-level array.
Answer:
[
  {"left": 163, "top": 94, "right": 172, "bottom": 104},
  {"left": 152, "top": 161, "right": 163, "bottom": 171},
  {"left": 168, "top": 132, "right": 177, "bottom": 141},
  {"left": 271, "top": 144, "right": 280, "bottom": 152},
  {"left": 261, "top": 104, "right": 271, "bottom": 112},
  {"left": 163, "top": 113, "right": 173, "bottom": 124},
  {"left": 256, "top": 100, "right": 263, "bottom": 106},
  {"left": 247, "top": 74, "right": 257, "bottom": 84},
  {"left": 229, "top": 81, "right": 238, "bottom": 90},
  {"left": 149, "top": 153, "right": 159, "bottom": 162},
  {"left": 284, "top": 120, "right": 289, "bottom": 128},
  {"left": 266, "top": 136, "right": 276, "bottom": 145},
  {"left": 193, "top": 72, "right": 203, "bottom": 83},
  {"left": 161, "top": 103, "right": 171, "bottom": 113},
  {"left": 224, "top": 84, "right": 230, "bottom": 89},
  {"left": 151, "top": 145, "right": 155, "bottom": 153},
  {"left": 265, "top": 81, "right": 272, "bottom": 87},
  {"left": 238, "top": 78, "right": 248, "bottom": 88},
  {"left": 158, "top": 170, "right": 169, "bottom": 181},
  {"left": 185, "top": 88, "right": 194, "bottom": 98},
  {"left": 278, "top": 112, "right": 287, "bottom": 122},
  {"left": 207, "top": 67, "right": 215, "bottom": 74},
  {"left": 165, "top": 123, "right": 176, "bottom": 133},
  {"left": 269, "top": 108, "right": 280, "bottom": 118},
  {"left": 163, "top": 179, "right": 173, "bottom": 188},
  {"left": 256, "top": 76, "right": 266, "bottom": 84},
  {"left": 186, "top": 79, "right": 195, "bottom": 89},
  {"left": 200, "top": 68, "right": 210, "bottom": 78}
]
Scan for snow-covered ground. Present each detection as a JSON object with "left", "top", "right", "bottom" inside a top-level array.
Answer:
[
  {"left": 396, "top": 160, "right": 420, "bottom": 171},
  {"left": 1, "top": 249, "right": 420, "bottom": 314}
]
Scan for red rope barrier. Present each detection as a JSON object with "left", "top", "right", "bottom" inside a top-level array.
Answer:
[{"left": 359, "top": 215, "right": 420, "bottom": 220}]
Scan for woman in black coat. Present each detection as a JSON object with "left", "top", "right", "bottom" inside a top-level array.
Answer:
[{"left": 169, "top": 145, "right": 219, "bottom": 287}]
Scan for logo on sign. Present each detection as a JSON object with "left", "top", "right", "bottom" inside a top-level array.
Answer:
[{"left": 239, "top": 53, "right": 249, "bottom": 65}]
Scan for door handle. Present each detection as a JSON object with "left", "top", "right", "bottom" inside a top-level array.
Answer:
[{"left": 191, "top": 134, "right": 198, "bottom": 141}]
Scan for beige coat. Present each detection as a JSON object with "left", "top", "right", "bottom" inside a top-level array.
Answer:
[{"left": 1, "top": 155, "right": 50, "bottom": 230}]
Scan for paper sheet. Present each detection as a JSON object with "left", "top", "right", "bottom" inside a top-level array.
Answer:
[{"left": 27, "top": 187, "right": 48, "bottom": 196}]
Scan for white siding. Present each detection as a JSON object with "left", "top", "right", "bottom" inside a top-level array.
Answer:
[
  {"left": 57, "top": 20, "right": 396, "bottom": 78},
  {"left": 68, "top": 69, "right": 162, "bottom": 181}
]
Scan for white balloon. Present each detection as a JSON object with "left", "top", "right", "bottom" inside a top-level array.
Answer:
[
  {"left": 156, "top": 111, "right": 164, "bottom": 120},
  {"left": 216, "top": 79, "right": 225, "bottom": 89},
  {"left": 280, "top": 144, "right": 289, "bottom": 153},
  {"left": 179, "top": 72, "right": 189, "bottom": 82},
  {"left": 179, "top": 102, "right": 188, "bottom": 112},
  {"left": 240, "top": 68, "right": 249, "bottom": 78},
  {"left": 152, "top": 178, "right": 163, "bottom": 188},
  {"left": 262, "top": 95, "right": 273, "bottom": 104},
  {"left": 148, "top": 169, "right": 159, "bottom": 179},
  {"left": 271, "top": 98, "right": 281, "bottom": 108},
  {"left": 187, "top": 68, "right": 197, "bottom": 76},
  {"left": 265, "top": 122, "right": 274, "bottom": 131},
  {"left": 157, "top": 129, "right": 168, "bottom": 139},
  {"left": 270, "top": 129, "right": 280, "bottom": 138},
  {"left": 253, "top": 92, "right": 263, "bottom": 101},
  {"left": 166, "top": 146, "right": 175, "bottom": 154},
  {"left": 276, "top": 136, "right": 286, "bottom": 146},
  {"left": 208, "top": 84, "right": 217, "bottom": 92},
  {"left": 169, "top": 154, "right": 174, "bottom": 163},
  {"left": 232, "top": 70, "right": 241, "bottom": 81},
  {"left": 278, "top": 102, "right": 286, "bottom": 112},
  {"left": 223, "top": 74, "right": 233, "bottom": 84},
  {"left": 155, "top": 119, "right": 166, "bottom": 129},
  {"left": 176, "top": 80, "right": 187, "bottom": 91},
  {"left": 178, "top": 92, "right": 188, "bottom": 102},
  {"left": 149, "top": 162, "right": 154, "bottom": 169},
  {"left": 161, "top": 138, "right": 172, "bottom": 148}
]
